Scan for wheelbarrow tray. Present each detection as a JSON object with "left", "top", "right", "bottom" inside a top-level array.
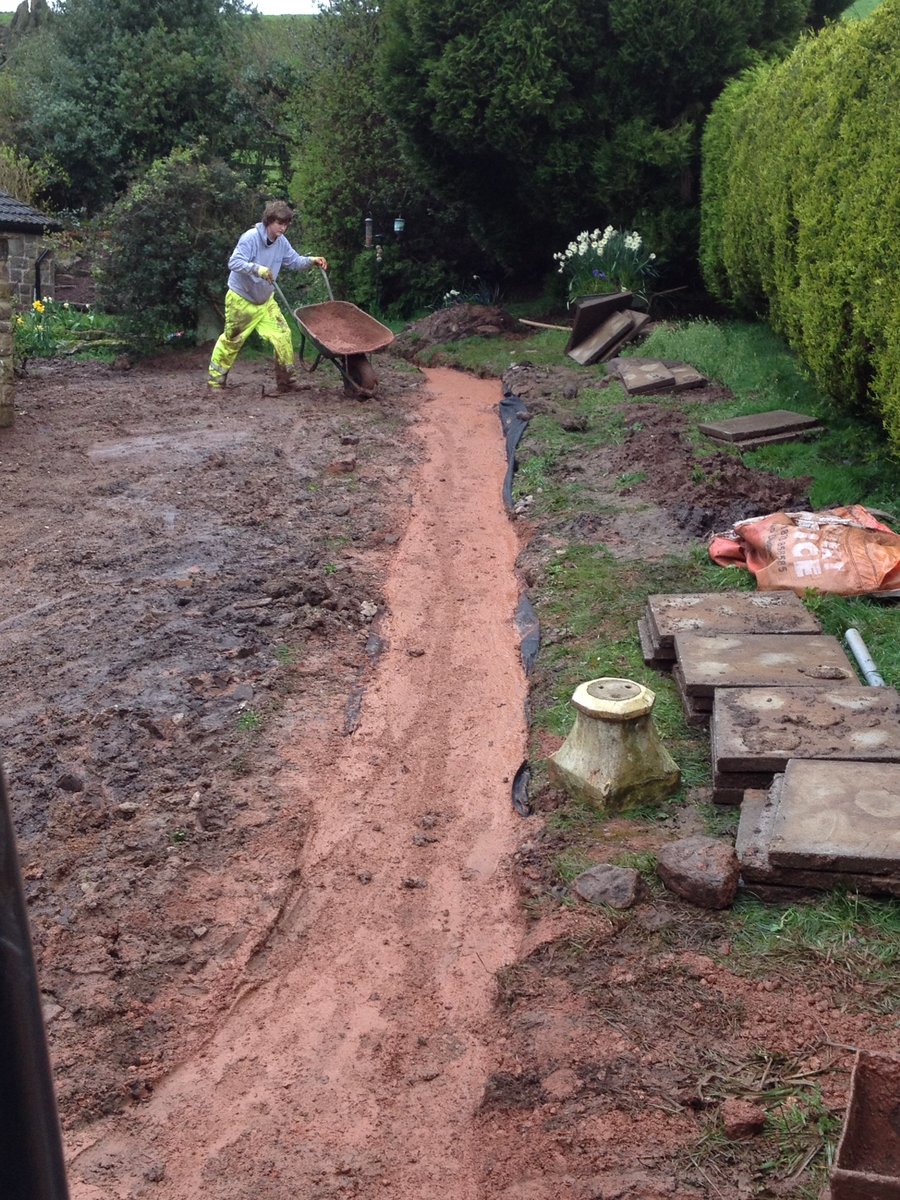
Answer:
[{"left": 293, "top": 300, "right": 394, "bottom": 356}]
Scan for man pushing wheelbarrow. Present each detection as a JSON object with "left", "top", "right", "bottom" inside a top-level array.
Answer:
[{"left": 207, "top": 200, "right": 328, "bottom": 394}]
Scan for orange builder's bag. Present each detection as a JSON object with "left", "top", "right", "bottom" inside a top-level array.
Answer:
[{"left": 708, "top": 505, "right": 900, "bottom": 597}]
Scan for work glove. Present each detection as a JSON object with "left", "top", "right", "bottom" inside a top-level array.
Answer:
[{"left": 256, "top": 265, "right": 274, "bottom": 282}]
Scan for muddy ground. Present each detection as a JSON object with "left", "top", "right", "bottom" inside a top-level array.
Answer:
[{"left": 1, "top": 310, "right": 893, "bottom": 1198}]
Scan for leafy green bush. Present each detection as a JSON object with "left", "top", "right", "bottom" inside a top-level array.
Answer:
[
  {"left": 94, "top": 146, "right": 258, "bottom": 339},
  {"left": 701, "top": 0, "right": 900, "bottom": 453},
  {"left": 0, "top": 143, "right": 49, "bottom": 205}
]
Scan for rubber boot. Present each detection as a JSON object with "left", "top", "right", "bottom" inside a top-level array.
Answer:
[{"left": 275, "top": 361, "right": 301, "bottom": 393}]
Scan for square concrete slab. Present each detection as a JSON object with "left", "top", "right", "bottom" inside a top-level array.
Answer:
[
  {"left": 638, "top": 615, "right": 669, "bottom": 669},
  {"left": 567, "top": 310, "right": 633, "bottom": 365},
  {"left": 672, "top": 664, "right": 712, "bottom": 727},
  {"left": 698, "top": 409, "right": 823, "bottom": 443},
  {"left": 616, "top": 360, "right": 675, "bottom": 395},
  {"left": 713, "top": 786, "right": 747, "bottom": 807},
  {"left": 565, "top": 293, "right": 632, "bottom": 353},
  {"left": 768, "top": 758, "right": 900, "bottom": 875},
  {"left": 720, "top": 430, "right": 823, "bottom": 452},
  {"left": 735, "top": 783, "right": 900, "bottom": 897},
  {"left": 669, "top": 364, "right": 707, "bottom": 392},
  {"left": 674, "top": 632, "right": 856, "bottom": 697},
  {"left": 646, "top": 592, "right": 820, "bottom": 658},
  {"left": 673, "top": 663, "right": 713, "bottom": 711},
  {"left": 602, "top": 310, "right": 651, "bottom": 362},
  {"left": 605, "top": 357, "right": 706, "bottom": 392},
  {"left": 712, "top": 686, "right": 900, "bottom": 773}
]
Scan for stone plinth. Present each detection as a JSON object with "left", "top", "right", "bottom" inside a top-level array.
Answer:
[{"left": 549, "top": 677, "right": 680, "bottom": 811}]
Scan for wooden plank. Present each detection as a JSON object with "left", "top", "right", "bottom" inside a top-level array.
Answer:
[{"left": 519, "top": 319, "right": 571, "bottom": 331}]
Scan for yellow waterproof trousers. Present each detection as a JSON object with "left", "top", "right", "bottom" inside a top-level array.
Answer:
[{"left": 208, "top": 290, "right": 295, "bottom": 389}]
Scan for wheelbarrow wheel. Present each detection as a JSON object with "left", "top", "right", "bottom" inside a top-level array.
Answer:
[{"left": 344, "top": 353, "right": 377, "bottom": 399}]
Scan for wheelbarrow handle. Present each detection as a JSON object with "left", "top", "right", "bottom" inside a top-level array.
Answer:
[
  {"left": 272, "top": 266, "right": 333, "bottom": 319},
  {"left": 318, "top": 265, "right": 334, "bottom": 300}
]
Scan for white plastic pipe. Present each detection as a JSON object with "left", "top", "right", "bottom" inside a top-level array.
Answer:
[{"left": 845, "top": 627, "right": 885, "bottom": 687}]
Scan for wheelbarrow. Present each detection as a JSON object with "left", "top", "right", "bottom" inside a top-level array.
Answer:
[{"left": 273, "top": 270, "right": 394, "bottom": 398}]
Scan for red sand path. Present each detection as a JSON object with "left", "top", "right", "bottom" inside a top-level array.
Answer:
[{"left": 67, "top": 367, "right": 529, "bottom": 1198}]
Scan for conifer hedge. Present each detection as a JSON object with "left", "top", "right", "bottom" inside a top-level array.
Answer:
[{"left": 700, "top": 0, "right": 900, "bottom": 453}]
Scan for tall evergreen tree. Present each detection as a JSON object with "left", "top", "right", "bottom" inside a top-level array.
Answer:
[
  {"left": 12, "top": 0, "right": 252, "bottom": 211},
  {"left": 378, "top": 0, "right": 844, "bottom": 279},
  {"left": 294, "top": 0, "right": 482, "bottom": 314}
]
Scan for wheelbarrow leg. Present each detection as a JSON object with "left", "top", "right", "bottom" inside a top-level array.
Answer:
[{"left": 342, "top": 353, "right": 377, "bottom": 399}]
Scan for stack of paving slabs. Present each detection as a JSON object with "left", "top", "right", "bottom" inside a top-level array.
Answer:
[
  {"left": 711, "top": 684, "right": 900, "bottom": 805},
  {"left": 565, "top": 292, "right": 651, "bottom": 366},
  {"left": 605, "top": 357, "right": 707, "bottom": 396},
  {"left": 736, "top": 759, "right": 900, "bottom": 898},
  {"left": 638, "top": 591, "right": 822, "bottom": 671},
  {"left": 698, "top": 408, "right": 823, "bottom": 451},
  {"left": 671, "top": 631, "right": 856, "bottom": 729}
]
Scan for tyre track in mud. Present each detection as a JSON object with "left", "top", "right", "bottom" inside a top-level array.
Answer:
[{"left": 68, "top": 366, "right": 529, "bottom": 1199}]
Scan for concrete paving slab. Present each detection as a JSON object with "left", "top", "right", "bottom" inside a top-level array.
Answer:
[
  {"left": 713, "top": 767, "right": 773, "bottom": 789},
  {"left": 646, "top": 592, "right": 820, "bottom": 656},
  {"left": 673, "top": 663, "right": 713, "bottom": 710},
  {"left": 736, "top": 782, "right": 900, "bottom": 896},
  {"left": 674, "top": 632, "right": 856, "bottom": 697},
  {"left": 565, "top": 293, "right": 632, "bottom": 353},
  {"left": 713, "top": 787, "right": 747, "bottom": 806},
  {"left": 567, "top": 310, "right": 633, "bottom": 365},
  {"left": 712, "top": 686, "right": 900, "bottom": 773},
  {"left": 669, "top": 364, "right": 707, "bottom": 391},
  {"left": 600, "top": 310, "right": 651, "bottom": 363},
  {"left": 617, "top": 359, "right": 675, "bottom": 395},
  {"left": 672, "top": 663, "right": 713, "bottom": 727},
  {"left": 768, "top": 759, "right": 900, "bottom": 875},
  {"left": 605, "top": 355, "right": 705, "bottom": 392},
  {"left": 698, "top": 409, "right": 823, "bottom": 443},
  {"left": 716, "top": 429, "right": 823, "bottom": 452},
  {"left": 637, "top": 615, "right": 669, "bottom": 669}
]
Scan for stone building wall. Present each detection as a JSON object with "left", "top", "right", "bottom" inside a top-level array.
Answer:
[
  {"left": 0, "top": 238, "right": 14, "bottom": 428},
  {"left": 3, "top": 230, "right": 56, "bottom": 311}
]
